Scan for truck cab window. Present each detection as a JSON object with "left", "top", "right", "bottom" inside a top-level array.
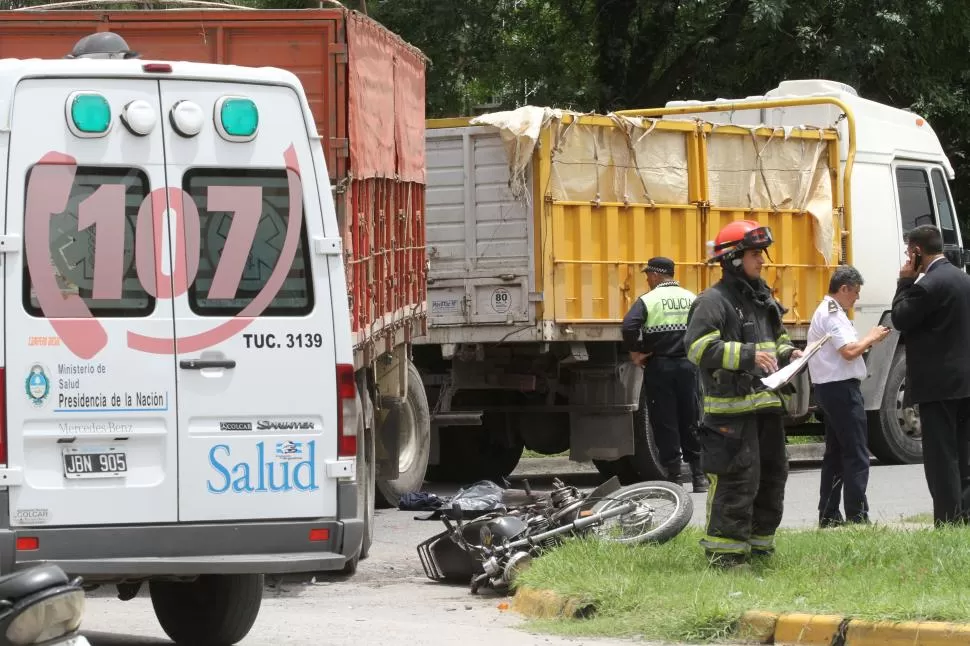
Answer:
[
  {"left": 896, "top": 168, "right": 936, "bottom": 233},
  {"left": 930, "top": 168, "right": 959, "bottom": 245},
  {"left": 895, "top": 167, "right": 936, "bottom": 235}
]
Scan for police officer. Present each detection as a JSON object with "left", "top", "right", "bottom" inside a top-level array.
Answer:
[
  {"left": 807, "top": 265, "right": 889, "bottom": 528},
  {"left": 684, "top": 220, "right": 802, "bottom": 569},
  {"left": 622, "top": 257, "right": 707, "bottom": 493}
]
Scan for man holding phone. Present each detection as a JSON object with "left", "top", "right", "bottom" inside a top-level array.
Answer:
[
  {"left": 807, "top": 265, "right": 890, "bottom": 528},
  {"left": 891, "top": 224, "right": 970, "bottom": 525}
]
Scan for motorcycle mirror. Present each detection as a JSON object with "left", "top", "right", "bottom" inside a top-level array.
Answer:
[{"left": 451, "top": 502, "right": 464, "bottom": 530}]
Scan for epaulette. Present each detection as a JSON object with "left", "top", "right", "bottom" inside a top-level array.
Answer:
[{"left": 827, "top": 300, "right": 838, "bottom": 314}]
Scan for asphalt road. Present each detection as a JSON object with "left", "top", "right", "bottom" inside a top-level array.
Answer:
[{"left": 75, "top": 457, "right": 934, "bottom": 645}]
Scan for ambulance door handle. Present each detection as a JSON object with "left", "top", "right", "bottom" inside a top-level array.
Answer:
[{"left": 180, "top": 359, "right": 237, "bottom": 370}]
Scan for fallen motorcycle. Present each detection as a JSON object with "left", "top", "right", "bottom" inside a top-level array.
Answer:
[
  {"left": 0, "top": 564, "right": 88, "bottom": 646},
  {"left": 417, "top": 476, "right": 693, "bottom": 593}
]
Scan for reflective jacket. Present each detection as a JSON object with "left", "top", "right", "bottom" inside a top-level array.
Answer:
[
  {"left": 684, "top": 274, "right": 797, "bottom": 419},
  {"left": 621, "top": 281, "right": 696, "bottom": 358}
]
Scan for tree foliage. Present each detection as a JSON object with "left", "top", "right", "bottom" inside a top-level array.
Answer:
[{"left": 367, "top": 0, "right": 970, "bottom": 232}]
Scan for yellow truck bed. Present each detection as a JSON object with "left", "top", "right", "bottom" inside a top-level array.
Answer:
[{"left": 423, "top": 106, "right": 846, "bottom": 344}]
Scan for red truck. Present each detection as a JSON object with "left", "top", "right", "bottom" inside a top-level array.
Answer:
[{"left": 0, "top": 3, "right": 432, "bottom": 509}]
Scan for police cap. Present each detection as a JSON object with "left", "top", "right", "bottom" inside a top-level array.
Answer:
[{"left": 643, "top": 257, "right": 675, "bottom": 277}]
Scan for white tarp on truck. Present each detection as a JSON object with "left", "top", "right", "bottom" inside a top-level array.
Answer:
[{"left": 471, "top": 105, "right": 836, "bottom": 263}]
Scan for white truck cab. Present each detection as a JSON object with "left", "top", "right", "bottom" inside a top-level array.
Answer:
[{"left": 0, "top": 50, "right": 365, "bottom": 644}]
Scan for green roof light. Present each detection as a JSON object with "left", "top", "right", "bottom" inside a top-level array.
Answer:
[
  {"left": 216, "top": 97, "right": 258, "bottom": 141},
  {"left": 68, "top": 92, "right": 111, "bottom": 137}
]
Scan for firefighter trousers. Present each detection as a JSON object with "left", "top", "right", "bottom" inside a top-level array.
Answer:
[{"left": 698, "top": 412, "right": 788, "bottom": 559}]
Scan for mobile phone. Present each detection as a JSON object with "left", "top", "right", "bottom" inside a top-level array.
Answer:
[{"left": 913, "top": 250, "right": 923, "bottom": 271}]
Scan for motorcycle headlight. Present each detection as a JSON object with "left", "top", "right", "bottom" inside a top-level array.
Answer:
[{"left": 5, "top": 588, "right": 84, "bottom": 645}]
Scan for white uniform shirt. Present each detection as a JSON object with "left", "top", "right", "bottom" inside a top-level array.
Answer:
[{"left": 807, "top": 295, "right": 867, "bottom": 384}]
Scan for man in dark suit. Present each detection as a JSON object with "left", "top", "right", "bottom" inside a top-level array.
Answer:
[{"left": 891, "top": 224, "right": 970, "bottom": 525}]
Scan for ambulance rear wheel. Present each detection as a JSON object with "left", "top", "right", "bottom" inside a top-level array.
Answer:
[
  {"left": 150, "top": 573, "right": 262, "bottom": 645},
  {"left": 376, "top": 361, "right": 431, "bottom": 507}
]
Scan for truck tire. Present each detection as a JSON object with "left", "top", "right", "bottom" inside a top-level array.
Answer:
[
  {"left": 617, "top": 380, "right": 667, "bottom": 483},
  {"left": 150, "top": 574, "right": 262, "bottom": 645},
  {"left": 377, "top": 361, "right": 431, "bottom": 506},
  {"left": 868, "top": 350, "right": 922, "bottom": 464}
]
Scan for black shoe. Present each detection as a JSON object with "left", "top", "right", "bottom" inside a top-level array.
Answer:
[
  {"left": 665, "top": 462, "right": 686, "bottom": 485},
  {"left": 819, "top": 516, "right": 845, "bottom": 529},
  {"left": 692, "top": 473, "right": 710, "bottom": 493},
  {"left": 688, "top": 462, "right": 709, "bottom": 492}
]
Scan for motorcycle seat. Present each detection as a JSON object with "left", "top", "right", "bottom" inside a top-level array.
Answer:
[{"left": 0, "top": 565, "right": 70, "bottom": 601}]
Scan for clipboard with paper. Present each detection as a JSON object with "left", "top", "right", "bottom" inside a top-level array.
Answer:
[{"left": 760, "top": 333, "right": 831, "bottom": 391}]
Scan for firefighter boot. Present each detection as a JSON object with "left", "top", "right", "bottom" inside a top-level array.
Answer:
[
  {"left": 690, "top": 461, "right": 709, "bottom": 493},
  {"left": 665, "top": 461, "right": 686, "bottom": 485}
]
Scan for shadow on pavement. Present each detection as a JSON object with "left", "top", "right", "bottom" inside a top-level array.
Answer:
[{"left": 84, "top": 632, "right": 171, "bottom": 645}]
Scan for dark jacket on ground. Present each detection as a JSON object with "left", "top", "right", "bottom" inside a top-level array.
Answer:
[{"left": 891, "top": 258, "right": 970, "bottom": 404}]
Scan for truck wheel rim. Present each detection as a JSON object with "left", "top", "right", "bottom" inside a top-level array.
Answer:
[
  {"left": 896, "top": 379, "right": 922, "bottom": 440},
  {"left": 398, "top": 399, "right": 418, "bottom": 474}
]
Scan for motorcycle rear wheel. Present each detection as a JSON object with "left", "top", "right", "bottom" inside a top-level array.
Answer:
[{"left": 588, "top": 480, "right": 693, "bottom": 545}]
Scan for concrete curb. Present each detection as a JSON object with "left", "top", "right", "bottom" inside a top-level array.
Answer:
[
  {"left": 511, "top": 586, "right": 594, "bottom": 620},
  {"left": 737, "top": 611, "right": 970, "bottom": 646},
  {"left": 514, "top": 589, "right": 970, "bottom": 646}
]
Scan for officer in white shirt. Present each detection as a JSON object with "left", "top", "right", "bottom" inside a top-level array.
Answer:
[{"left": 807, "top": 265, "right": 890, "bottom": 527}]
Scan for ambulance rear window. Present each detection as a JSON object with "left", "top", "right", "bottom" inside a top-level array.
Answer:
[
  {"left": 23, "top": 166, "right": 154, "bottom": 317},
  {"left": 183, "top": 168, "right": 314, "bottom": 317}
]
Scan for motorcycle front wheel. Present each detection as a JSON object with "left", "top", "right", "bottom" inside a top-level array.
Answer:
[{"left": 588, "top": 480, "right": 693, "bottom": 545}]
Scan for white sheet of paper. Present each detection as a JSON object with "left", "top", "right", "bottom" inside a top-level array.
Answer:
[{"left": 760, "top": 333, "right": 831, "bottom": 391}]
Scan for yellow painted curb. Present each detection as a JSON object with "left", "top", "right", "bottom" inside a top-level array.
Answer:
[
  {"left": 757, "top": 612, "right": 970, "bottom": 646},
  {"left": 774, "top": 614, "right": 846, "bottom": 645},
  {"left": 845, "top": 619, "right": 970, "bottom": 646},
  {"left": 511, "top": 586, "right": 594, "bottom": 620}
]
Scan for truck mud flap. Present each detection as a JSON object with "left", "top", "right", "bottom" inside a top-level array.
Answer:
[{"left": 375, "top": 400, "right": 403, "bottom": 481}]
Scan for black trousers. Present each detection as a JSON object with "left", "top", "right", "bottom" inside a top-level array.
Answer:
[
  {"left": 815, "top": 379, "right": 870, "bottom": 524},
  {"left": 918, "top": 397, "right": 970, "bottom": 525},
  {"left": 643, "top": 356, "right": 701, "bottom": 469},
  {"left": 698, "top": 413, "right": 788, "bottom": 555}
]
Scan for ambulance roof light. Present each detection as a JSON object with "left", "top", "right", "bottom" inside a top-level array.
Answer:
[{"left": 65, "top": 32, "right": 139, "bottom": 60}]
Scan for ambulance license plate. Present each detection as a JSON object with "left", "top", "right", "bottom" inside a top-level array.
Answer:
[{"left": 62, "top": 447, "right": 128, "bottom": 479}]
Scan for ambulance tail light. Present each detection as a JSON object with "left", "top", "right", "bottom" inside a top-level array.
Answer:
[
  {"left": 0, "top": 368, "right": 6, "bottom": 464},
  {"left": 336, "top": 364, "right": 357, "bottom": 458}
]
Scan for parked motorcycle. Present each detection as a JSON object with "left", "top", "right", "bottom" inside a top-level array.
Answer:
[
  {"left": 0, "top": 564, "right": 88, "bottom": 646},
  {"left": 418, "top": 476, "right": 693, "bottom": 593}
]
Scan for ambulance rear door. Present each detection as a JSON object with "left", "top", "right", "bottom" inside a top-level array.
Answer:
[
  {"left": 156, "top": 79, "right": 340, "bottom": 522},
  {"left": 4, "top": 77, "right": 180, "bottom": 527}
]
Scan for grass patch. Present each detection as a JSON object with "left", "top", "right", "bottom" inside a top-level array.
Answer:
[
  {"left": 514, "top": 525, "right": 970, "bottom": 642},
  {"left": 521, "top": 449, "right": 569, "bottom": 459},
  {"left": 901, "top": 512, "right": 934, "bottom": 524},
  {"left": 785, "top": 435, "right": 823, "bottom": 445}
]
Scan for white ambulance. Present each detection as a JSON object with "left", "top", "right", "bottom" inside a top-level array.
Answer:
[{"left": 0, "top": 36, "right": 370, "bottom": 645}]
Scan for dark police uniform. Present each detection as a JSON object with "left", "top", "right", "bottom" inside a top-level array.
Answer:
[
  {"left": 683, "top": 271, "right": 796, "bottom": 562},
  {"left": 807, "top": 295, "right": 870, "bottom": 526},
  {"left": 622, "top": 257, "right": 705, "bottom": 490}
]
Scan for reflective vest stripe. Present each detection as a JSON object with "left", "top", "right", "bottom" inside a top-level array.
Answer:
[
  {"left": 688, "top": 331, "right": 720, "bottom": 364},
  {"left": 703, "top": 391, "right": 783, "bottom": 415},
  {"left": 640, "top": 287, "right": 695, "bottom": 335},
  {"left": 722, "top": 341, "right": 742, "bottom": 370},
  {"left": 700, "top": 536, "right": 751, "bottom": 554}
]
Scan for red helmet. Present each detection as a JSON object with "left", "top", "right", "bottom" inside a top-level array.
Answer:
[{"left": 707, "top": 219, "right": 773, "bottom": 263}]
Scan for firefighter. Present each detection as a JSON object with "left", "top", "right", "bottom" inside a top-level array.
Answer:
[
  {"left": 683, "top": 220, "right": 803, "bottom": 569},
  {"left": 622, "top": 257, "right": 708, "bottom": 492}
]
